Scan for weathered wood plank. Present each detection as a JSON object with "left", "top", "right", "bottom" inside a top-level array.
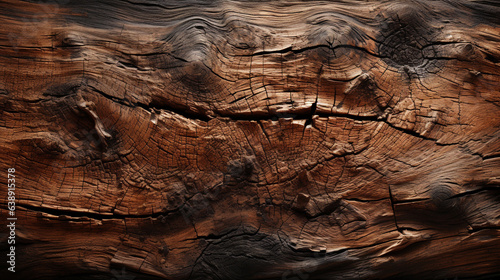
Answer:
[{"left": 1, "top": 0, "right": 500, "bottom": 279}]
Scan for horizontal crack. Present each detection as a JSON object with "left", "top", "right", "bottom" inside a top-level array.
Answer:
[
  {"left": 239, "top": 43, "right": 386, "bottom": 59},
  {"left": 448, "top": 186, "right": 500, "bottom": 200},
  {"left": 86, "top": 83, "right": 444, "bottom": 144},
  {"left": 217, "top": 111, "right": 381, "bottom": 122},
  {"left": 468, "top": 226, "right": 500, "bottom": 234},
  {"left": 14, "top": 203, "right": 177, "bottom": 220},
  {"left": 88, "top": 84, "right": 212, "bottom": 122}
]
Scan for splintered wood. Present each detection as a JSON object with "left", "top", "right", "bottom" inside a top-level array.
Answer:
[{"left": 1, "top": 0, "right": 500, "bottom": 279}]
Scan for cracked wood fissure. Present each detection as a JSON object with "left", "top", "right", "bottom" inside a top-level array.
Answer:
[{"left": 1, "top": 0, "right": 500, "bottom": 279}]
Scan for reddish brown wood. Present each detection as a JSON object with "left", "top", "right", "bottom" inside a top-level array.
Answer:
[{"left": 1, "top": 0, "right": 500, "bottom": 279}]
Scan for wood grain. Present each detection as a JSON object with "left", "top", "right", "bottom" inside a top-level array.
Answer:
[{"left": 1, "top": 0, "right": 500, "bottom": 279}]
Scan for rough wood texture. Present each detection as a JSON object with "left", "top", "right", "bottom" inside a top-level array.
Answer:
[{"left": 1, "top": 0, "right": 500, "bottom": 279}]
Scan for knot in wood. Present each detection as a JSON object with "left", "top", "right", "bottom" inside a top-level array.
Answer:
[{"left": 377, "top": 7, "right": 432, "bottom": 68}]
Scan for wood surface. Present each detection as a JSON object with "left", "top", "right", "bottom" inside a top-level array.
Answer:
[{"left": 1, "top": 0, "right": 500, "bottom": 279}]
